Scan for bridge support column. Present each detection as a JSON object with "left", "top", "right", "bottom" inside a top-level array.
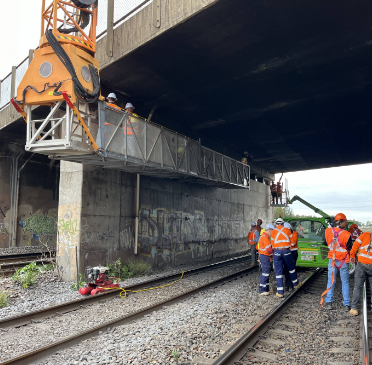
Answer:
[{"left": 57, "top": 161, "right": 84, "bottom": 282}]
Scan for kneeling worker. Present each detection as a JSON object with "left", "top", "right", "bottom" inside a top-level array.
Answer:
[
  {"left": 349, "top": 231, "right": 372, "bottom": 315},
  {"left": 257, "top": 223, "right": 275, "bottom": 295},
  {"left": 271, "top": 218, "right": 302, "bottom": 298}
]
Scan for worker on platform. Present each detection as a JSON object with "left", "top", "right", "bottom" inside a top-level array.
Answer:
[
  {"left": 277, "top": 182, "right": 283, "bottom": 204},
  {"left": 247, "top": 222, "right": 260, "bottom": 267},
  {"left": 257, "top": 223, "right": 275, "bottom": 295},
  {"left": 349, "top": 231, "right": 372, "bottom": 316},
  {"left": 106, "top": 93, "right": 121, "bottom": 110},
  {"left": 125, "top": 103, "right": 139, "bottom": 117},
  {"left": 348, "top": 223, "right": 363, "bottom": 242},
  {"left": 283, "top": 222, "right": 299, "bottom": 291},
  {"left": 321, "top": 213, "right": 353, "bottom": 310},
  {"left": 270, "top": 182, "right": 278, "bottom": 204},
  {"left": 257, "top": 218, "right": 263, "bottom": 234},
  {"left": 271, "top": 217, "right": 302, "bottom": 298}
]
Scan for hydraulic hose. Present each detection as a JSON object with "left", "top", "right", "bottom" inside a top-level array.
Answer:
[{"left": 46, "top": 29, "right": 100, "bottom": 103}]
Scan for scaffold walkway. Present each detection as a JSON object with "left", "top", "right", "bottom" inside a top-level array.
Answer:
[{"left": 24, "top": 101, "right": 250, "bottom": 189}]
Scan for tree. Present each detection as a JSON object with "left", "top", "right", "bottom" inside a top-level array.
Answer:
[{"left": 274, "top": 207, "right": 294, "bottom": 219}]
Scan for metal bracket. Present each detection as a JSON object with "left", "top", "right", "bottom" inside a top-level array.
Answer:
[{"left": 153, "top": 0, "right": 161, "bottom": 28}]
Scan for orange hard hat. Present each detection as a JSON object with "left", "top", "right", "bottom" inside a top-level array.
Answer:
[
  {"left": 349, "top": 223, "right": 358, "bottom": 229},
  {"left": 334, "top": 213, "right": 347, "bottom": 221}
]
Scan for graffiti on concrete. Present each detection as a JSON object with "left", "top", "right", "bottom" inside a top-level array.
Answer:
[
  {"left": 19, "top": 213, "right": 57, "bottom": 240},
  {"left": 57, "top": 205, "right": 81, "bottom": 250},
  {"left": 120, "top": 225, "right": 134, "bottom": 249},
  {"left": 0, "top": 200, "right": 10, "bottom": 247},
  {"left": 138, "top": 206, "right": 246, "bottom": 259}
]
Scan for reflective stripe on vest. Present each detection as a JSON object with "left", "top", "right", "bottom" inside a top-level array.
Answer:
[
  {"left": 358, "top": 233, "right": 372, "bottom": 260},
  {"left": 273, "top": 227, "right": 290, "bottom": 248}
]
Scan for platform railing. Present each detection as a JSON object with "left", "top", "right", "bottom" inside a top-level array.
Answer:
[{"left": 98, "top": 103, "right": 250, "bottom": 188}]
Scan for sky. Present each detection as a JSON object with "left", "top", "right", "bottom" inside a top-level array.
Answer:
[
  {"left": 2, "top": 2, "right": 372, "bottom": 223},
  {"left": 276, "top": 164, "right": 372, "bottom": 224}
]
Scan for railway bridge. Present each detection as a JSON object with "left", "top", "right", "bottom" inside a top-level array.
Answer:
[{"left": 0, "top": 0, "right": 371, "bottom": 280}]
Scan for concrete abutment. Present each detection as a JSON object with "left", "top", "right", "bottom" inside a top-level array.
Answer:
[{"left": 57, "top": 162, "right": 273, "bottom": 281}]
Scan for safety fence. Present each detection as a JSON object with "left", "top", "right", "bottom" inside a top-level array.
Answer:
[
  {"left": 97, "top": 103, "right": 250, "bottom": 188},
  {"left": 0, "top": 0, "right": 153, "bottom": 111}
]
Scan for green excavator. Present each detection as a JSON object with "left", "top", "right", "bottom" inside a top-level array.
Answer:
[{"left": 283, "top": 194, "right": 355, "bottom": 272}]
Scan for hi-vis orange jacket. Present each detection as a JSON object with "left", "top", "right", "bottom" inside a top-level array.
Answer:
[
  {"left": 247, "top": 228, "right": 260, "bottom": 245},
  {"left": 350, "top": 232, "right": 372, "bottom": 265},
  {"left": 290, "top": 231, "right": 299, "bottom": 251},
  {"left": 325, "top": 227, "right": 351, "bottom": 263},
  {"left": 256, "top": 232, "right": 273, "bottom": 256},
  {"left": 271, "top": 225, "right": 292, "bottom": 249},
  {"left": 106, "top": 102, "right": 121, "bottom": 110}
]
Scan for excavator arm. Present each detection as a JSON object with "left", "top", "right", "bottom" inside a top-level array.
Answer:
[{"left": 287, "top": 195, "right": 330, "bottom": 219}]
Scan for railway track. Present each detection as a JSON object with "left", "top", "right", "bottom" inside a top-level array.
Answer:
[
  {"left": 0, "top": 254, "right": 257, "bottom": 365},
  {"left": 0, "top": 253, "right": 55, "bottom": 276},
  {"left": 213, "top": 268, "right": 370, "bottom": 365}
]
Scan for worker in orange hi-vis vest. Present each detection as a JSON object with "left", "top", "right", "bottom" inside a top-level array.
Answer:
[
  {"left": 283, "top": 222, "right": 299, "bottom": 291},
  {"left": 271, "top": 218, "right": 302, "bottom": 298},
  {"left": 106, "top": 93, "right": 121, "bottom": 110},
  {"left": 348, "top": 223, "right": 363, "bottom": 242},
  {"left": 320, "top": 213, "right": 353, "bottom": 310},
  {"left": 257, "top": 223, "right": 275, "bottom": 295},
  {"left": 349, "top": 232, "right": 372, "bottom": 316},
  {"left": 247, "top": 222, "right": 260, "bottom": 267}
]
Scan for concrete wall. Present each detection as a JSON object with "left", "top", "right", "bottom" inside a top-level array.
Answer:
[
  {"left": 0, "top": 155, "right": 59, "bottom": 249},
  {"left": 57, "top": 162, "right": 272, "bottom": 280}
]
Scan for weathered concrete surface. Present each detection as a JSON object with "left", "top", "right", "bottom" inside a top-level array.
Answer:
[
  {"left": 57, "top": 161, "right": 83, "bottom": 282},
  {"left": 57, "top": 163, "right": 272, "bottom": 280},
  {"left": 0, "top": 144, "right": 59, "bottom": 249}
]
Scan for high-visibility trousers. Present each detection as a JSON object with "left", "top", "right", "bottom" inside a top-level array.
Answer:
[
  {"left": 259, "top": 254, "right": 271, "bottom": 293},
  {"left": 274, "top": 249, "right": 299, "bottom": 295}
]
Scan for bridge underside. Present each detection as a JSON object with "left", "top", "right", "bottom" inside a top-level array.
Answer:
[{"left": 100, "top": 0, "right": 372, "bottom": 174}]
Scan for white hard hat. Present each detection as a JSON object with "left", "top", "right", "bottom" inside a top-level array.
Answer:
[
  {"left": 284, "top": 222, "right": 291, "bottom": 229},
  {"left": 251, "top": 222, "right": 256, "bottom": 226},
  {"left": 276, "top": 218, "right": 284, "bottom": 225},
  {"left": 125, "top": 103, "right": 135, "bottom": 109},
  {"left": 265, "top": 223, "right": 275, "bottom": 230},
  {"left": 107, "top": 93, "right": 117, "bottom": 99}
]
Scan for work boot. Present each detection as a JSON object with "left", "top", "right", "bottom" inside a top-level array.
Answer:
[
  {"left": 350, "top": 308, "right": 358, "bottom": 316},
  {"left": 259, "top": 291, "right": 270, "bottom": 296},
  {"left": 276, "top": 293, "right": 284, "bottom": 298},
  {"left": 249, "top": 263, "right": 256, "bottom": 267},
  {"left": 344, "top": 305, "right": 351, "bottom": 311},
  {"left": 324, "top": 302, "right": 332, "bottom": 310},
  {"left": 294, "top": 281, "right": 303, "bottom": 289}
]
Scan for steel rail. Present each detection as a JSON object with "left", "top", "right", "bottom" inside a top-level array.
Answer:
[
  {"left": 0, "top": 263, "right": 259, "bottom": 365},
  {"left": 0, "top": 254, "right": 251, "bottom": 330},
  {"left": 212, "top": 268, "right": 323, "bottom": 365},
  {"left": 362, "top": 282, "right": 369, "bottom": 365}
]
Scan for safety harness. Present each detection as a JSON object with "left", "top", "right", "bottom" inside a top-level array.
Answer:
[{"left": 320, "top": 227, "right": 349, "bottom": 307}]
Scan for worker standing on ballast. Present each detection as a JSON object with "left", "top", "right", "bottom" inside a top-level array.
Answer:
[
  {"left": 247, "top": 222, "right": 260, "bottom": 267},
  {"left": 283, "top": 222, "right": 299, "bottom": 291},
  {"left": 257, "top": 224, "right": 275, "bottom": 295},
  {"left": 321, "top": 213, "right": 353, "bottom": 310},
  {"left": 349, "top": 231, "right": 372, "bottom": 316},
  {"left": 271, "top": 218, "right": 302, "bottom": 298}
]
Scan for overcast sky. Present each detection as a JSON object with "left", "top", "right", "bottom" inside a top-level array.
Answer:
[
  {"left": 2, "top": 2, "right": 372, "bottom": 224},
  {"left": 277, "top": 164, "right": 372, "bottom": 224}
]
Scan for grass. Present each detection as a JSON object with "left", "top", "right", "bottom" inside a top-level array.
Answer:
[
  {"left": 71, "top": 273, "right": 86, "bottom": 291},
  {"left": 107, "top": 258, "right": 151, "bottom": 281}
]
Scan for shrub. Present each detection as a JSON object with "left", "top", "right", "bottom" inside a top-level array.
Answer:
[
  {"left": 107, "top": 259, "right": 151, "bottom": 281},
  {"left": 71, "top": 273, "right": 86, "bottom": 291},
  {"left": 0, "top": 291, "right": 8, "bottom": 308},
  {"left": 12, "top": 262, "right": 40, "bottom": 289}
]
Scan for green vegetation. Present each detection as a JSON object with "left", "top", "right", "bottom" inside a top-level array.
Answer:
[
  {"left": 171, "top": 349, "right": 180, "bottom": 362},
  {"left": 107, "top": 258, "right": 151, "bottom": 281},
  {"left": 0, "top": 291, "right": 8, "bottom": 308},
  {"left": 71, "top": 273, "right": 86, "bottom": 291},
  {"left": 12, "top": 261, "right": 54, "bottom": 289}
]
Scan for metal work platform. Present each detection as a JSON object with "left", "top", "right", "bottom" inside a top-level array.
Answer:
[{"left": 24, "top": 101, "right": 250, "bottom": 189}]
